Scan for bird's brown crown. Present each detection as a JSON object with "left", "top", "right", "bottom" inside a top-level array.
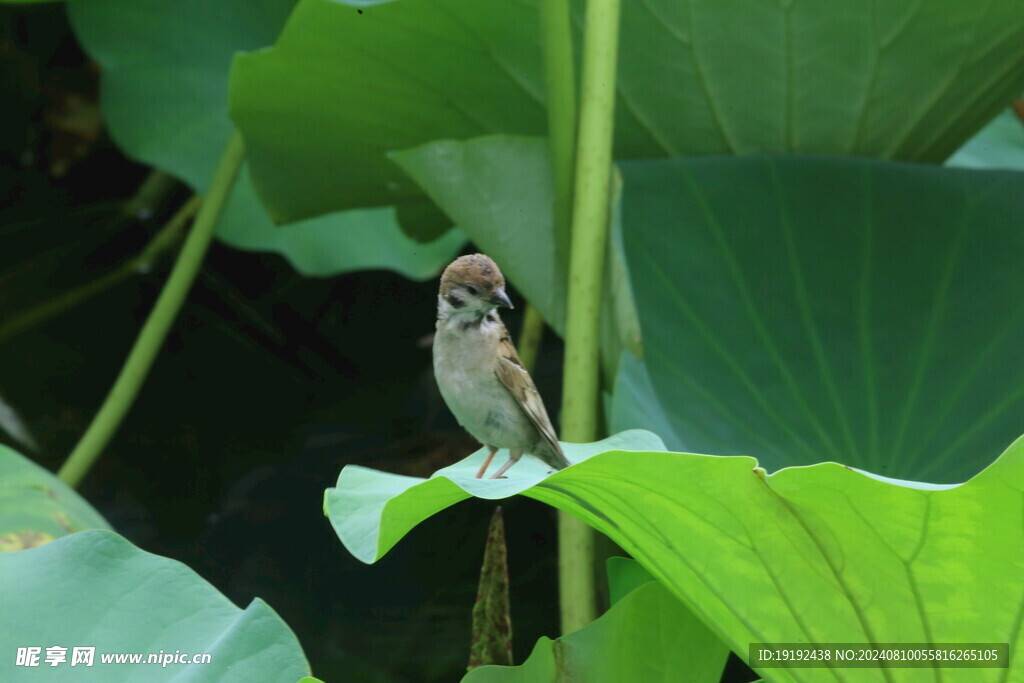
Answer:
[{"left": 439, "top": 254, "right": 505, "bottom": 294}]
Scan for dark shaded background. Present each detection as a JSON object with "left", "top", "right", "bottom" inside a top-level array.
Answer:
[{"left": 0, "top": 6, "right": 756, "bottom": 681}]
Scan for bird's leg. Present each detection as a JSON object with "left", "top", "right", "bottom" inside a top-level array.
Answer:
[
  {"left": 490, "top": 449, "right": 523, "bottom": 479},
  {"left": 476, "top": 446, "right": 499, "bottom": 479}
]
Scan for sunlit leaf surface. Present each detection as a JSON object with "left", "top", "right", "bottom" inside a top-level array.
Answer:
[{"left": 326, "top": 431, "right": 1024, "bottom": 682}]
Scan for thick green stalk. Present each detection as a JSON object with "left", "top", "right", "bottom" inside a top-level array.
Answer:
[
  {"left": 518, "top": 0, "right": 576, "bottom": 383},
  {"left": 58, "top": 133, "right": 245, "bottom": 487},
  {"left": 540, "top": 0, "right": 591, "bottom": 637},
  {"left": 540, "top": 0, "right": 578, "bottom": 265},
  {"left": 556, "top": 0, "right": 621, "bottom": 635}
]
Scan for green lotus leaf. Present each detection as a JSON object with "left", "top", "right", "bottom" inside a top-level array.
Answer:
[
  {"left": 0, "top": 530, "right": 310, "bottom": 681},
  {"left": 391, "top": 137, "right": 567, "bottom": 335},
  {"left": 327, "top": 431, "right": 1024, "bottom": 682},
  {"left": 231, "top": 0, "right": 1024, "bottom": 223},
  {"left": 609, "top": 351, "right": 685, "bottom": 452},
  {"left": 325, "top": 430, "right": 665, "bottom": 564},
  {"left": 620, "top": 156, "right": 1024, "bottom": 482},
  {"left": 605, "top": 556, "right": 657, "bottom": 606},
  {"left": 0, "top": 445, "right": 110, "bottom": 551},
  {"left": 218, "top": 171, "right": 465, "bottom": 279}
]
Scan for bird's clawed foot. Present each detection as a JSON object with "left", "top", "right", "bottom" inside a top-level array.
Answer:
[
  {"left": 489, "top": 449, "right": 522, "bottom": 479},
  {"left": 475, "top": 446, "right": 499, "bottom": 479}
]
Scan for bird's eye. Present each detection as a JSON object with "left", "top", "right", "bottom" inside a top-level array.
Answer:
[{"left": 464, "top": 284, "right": 479, "bottom": 295}]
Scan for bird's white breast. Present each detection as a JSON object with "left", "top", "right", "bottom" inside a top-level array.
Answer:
[{"left": 433, "top": 316, "right": 536, "bottom": 451}]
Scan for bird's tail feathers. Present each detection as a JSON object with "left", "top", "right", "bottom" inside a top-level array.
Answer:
[{"left": 549, "top": 445, "right": 572, "bottom": 470}]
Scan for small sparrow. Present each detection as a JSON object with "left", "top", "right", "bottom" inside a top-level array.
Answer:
[{"left": 433, "top": 254, "right": 571, "bottom": 478}]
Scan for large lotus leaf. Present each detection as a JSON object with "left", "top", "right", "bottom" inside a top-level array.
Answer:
[
  {"left": 0, "top": 445, "right": 110, "bottom": 551},
  {"left": 621, "top": 156, "right": 1024, "bottom": 483},
  {"left": 391, "top": 135, "right": 641, "bottom": 377},
  {"left": 67, "top": 0, "right": 463, "bottom": 279},
  {"left": 0, "top": 530, "right": 310, "bottom": 681},
  {"left": 463, "top": 558, "right": 728, "bottom": 683},
  {"left": 325, "top": 430, "right": 665, "bottom": 563},
  {"left": 327, "top": 432, "right": 663, "bottom": 565},
  {"left": 229, "top": 0, "right": 1024, "bottom": 223},
  {"left": 946, "top": 106, "right": 1024, "bottom": 171},
  {"left": 326, "top": 428, "right": 1024, "bottom": 682}
]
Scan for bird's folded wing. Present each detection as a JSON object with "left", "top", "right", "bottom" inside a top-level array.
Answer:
[{"left": 493, "top": 336, "right": 564, "bottom": 458}]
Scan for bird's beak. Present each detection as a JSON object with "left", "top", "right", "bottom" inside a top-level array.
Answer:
[{"left": 490, "top": 288, "right": 514, "bottom": 309}]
